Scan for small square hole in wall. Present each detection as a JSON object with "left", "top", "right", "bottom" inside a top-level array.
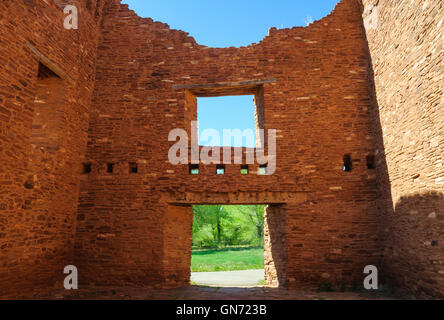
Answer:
[
  {"left": 241, "top": 165, "right": 249, "bottom": 175},
  {"left": 216, "top": 165, "right": 225, "bottom": 175},
  {"left": 258, "top": 164, "right": 267, "bottom": 175},
  {"left": 129, "top": 162, "right": 138, "bottom": 174},
  {"left": 343, "top": 155, "right": 352, "bottom": 172},
  {"left": 82, "top": 162, "right": 92, "bottom": 174},
  {"left": 366, "top": 155, "right": 376, "bottom": 169},
  {"left": 189, "top": 164, "right": 199, "bottom": 175},
  {"left": 107, "top": 163, "right": 114, "bottom": 173}
]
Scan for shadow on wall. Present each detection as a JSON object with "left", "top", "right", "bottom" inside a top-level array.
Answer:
[
  {"left": 359, "top": 0, "right": 395, "bottom": 291},
  {"left": 383, "top": 192, "right": 444, "bottom": 299},
  {"left": 367, "top": 56, "right": 443, "bottom": 297},
  {"left": 359, "top": 0, "right": 443, "bottom": 299}
]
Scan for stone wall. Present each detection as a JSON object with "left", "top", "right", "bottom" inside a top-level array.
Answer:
[
  {"left": 0, "top": 0, "right": 102, "bottom": 298},
  {"left": 74, "top": 0, "right": 380, "bottom": 290},
  {"left": 163, "top": 204, "right": 194, "bottom": 288},
  {"left": 264, "top": 205, "right": 286, "bottom": 287},
  {"left": 1, "top": 0, "right": 441, "bottom": 299},
  {"left": 361, "top": 0, "right": 443, "bottom": 298}
]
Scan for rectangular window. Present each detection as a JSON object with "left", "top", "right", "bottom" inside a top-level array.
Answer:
[
  {"left": 216, "top": 165, "right": 225, "bottom": 175},
  {"left": 189, "top": 164, "right": 199, "bottom": 175},
  {"left": 343, "top": 155, "right": 352, "bottom": 172},
  {"left": 107, "top": 163, "right": 114, "bottom": 173},
  {"left": 366, "top": 155, "right": 375, "bottom": 169},
  {"left": 241, "top": 165, "right": 249, "bottom": 175},
  {"left": 198, "top": 95, "right": 256, "bottom": 148},
  {"left": 258, "top": 164, "right": 267, "bottom": 175}
]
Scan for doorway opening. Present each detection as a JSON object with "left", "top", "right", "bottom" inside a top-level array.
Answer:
[
  {"left": 190, "top": 205, "right": 266, "bottom": 287},
  {"left": 162, "top": 201, "right": 286, "bottom": 288}
]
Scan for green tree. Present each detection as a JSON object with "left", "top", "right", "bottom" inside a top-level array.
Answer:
[
  {"left": 193, "top": 205, "right": 228, "bottom": 247},
  {"left": 222, "top": 205, "right": 265, "bottom": 246},
  {"left": 192, "top": 205, "right": 266, "bottom": 248},
  {"left": 238, "top": 205, "right": 265, "bottom": 240}
]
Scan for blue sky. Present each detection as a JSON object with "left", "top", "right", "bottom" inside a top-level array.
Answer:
[
  {"left": 122, "top": 0, "right": 340, "bottom": 48},
  {"left": 121, "top": 0, "right": 340, "bottom": 147},
  {"left": 198, "top": 96, "right": 256, "bottom": 147}
]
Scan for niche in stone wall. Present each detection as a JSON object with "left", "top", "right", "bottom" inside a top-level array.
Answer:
[
  {"left": 31, "top": 62, "right": 65, "bottom": 153},
  {"left": 27, "top": 61, "right": 66, "bottom": 192}
]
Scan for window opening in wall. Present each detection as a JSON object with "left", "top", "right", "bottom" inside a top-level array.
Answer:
[
  {"left": 190, "top": 164, "right": 200, "bottom": 175},
  {"left": 107, "top": 163, "right": 114, "bottom": 173},
  {"left": 216, "top": 165, "right": 225, "bottom": 175},
  {"left": 198, "top": 95, "right": 256, "bottom": 148},
  {"left": 241, "top": 165, "right": 249, "bottom": 175},
  {"left": 343, "top": 155, "right": 352, "bottom": 172},
  {"left": 258, "top": 164, "right": 267, "bottom": 175},
  {"left": 366, "top": 155, "right": 375, "bottom": 169}
]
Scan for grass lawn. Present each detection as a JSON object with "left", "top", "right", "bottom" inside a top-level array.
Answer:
[{"left": 191, "top": 247, "right": 264, "bottom": 272}]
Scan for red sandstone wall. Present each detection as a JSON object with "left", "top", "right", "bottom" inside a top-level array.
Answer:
[
  {"left": 163, "top": 205, "right": 193, "bottom": 288},
  {"left": 361, "top": 0, "right": 443, "bottom": 298},
  {"left": 0, "top": 0, "right": 102, "bottom": 298},
  {"left": 75, "top": 0, "right": 381, "bottom": 289},
  {"left": 264, "top": 205, "right": 286, "bottom": 287},
  {"left": 3, "top": 0, "right": 440, "bottom": 299}
]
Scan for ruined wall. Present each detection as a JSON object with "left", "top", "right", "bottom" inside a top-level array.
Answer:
[
  {"left": 0, "top": 0, "right": 102, "bottom": 298},
  {"left": 264, "top": 205, "right": 286, "bottom": 287},
  {"left": 361, "top": 0, "right": 443, "bottom": 298},
  {"left": 75, "top": 0, "right": 380, "bottom": 289},
  {"left": 5, "top": 0, "right": 441, "bottom": 298},
  {"left": 163, "top": 205, "right": 194, "bottom": 288}
]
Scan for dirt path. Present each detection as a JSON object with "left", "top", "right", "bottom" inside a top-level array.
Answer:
[{"left": 191, "top": 269, "right": 264, "bottom": 287}]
